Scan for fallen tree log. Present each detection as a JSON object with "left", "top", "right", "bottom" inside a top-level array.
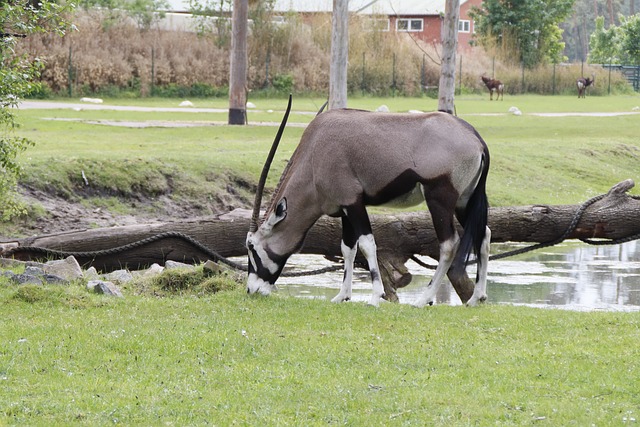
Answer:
[{"left": 1, "top": 180, "right": 639, "bottom": 303}]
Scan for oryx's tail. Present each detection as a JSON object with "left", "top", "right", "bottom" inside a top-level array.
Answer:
[{"left": 453, "top": 143, "right": 490, "bottom": 275}]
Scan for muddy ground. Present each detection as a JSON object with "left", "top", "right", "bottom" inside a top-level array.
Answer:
[{"left": 5, "top": 183, "right": 250, "bottom": 239}]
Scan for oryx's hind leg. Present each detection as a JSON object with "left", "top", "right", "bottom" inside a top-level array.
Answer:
[
  {"left": 467, "top": 226, "right": 491, "bottom": 306},
  {"left": 331, "top": 215, "right": 358, "bottom": 303},
  {"left": 335, "top": 204, "right": 385, "bottom": 307},
  {"left": 414, "top": 185, "right": 460, "bottom": 308}
]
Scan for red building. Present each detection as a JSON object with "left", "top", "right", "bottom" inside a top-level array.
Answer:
[{"left": 270, "top": 0, "right": 483, "bottom": 50}]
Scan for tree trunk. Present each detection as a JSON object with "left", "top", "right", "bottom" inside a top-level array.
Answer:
[
  {"left": 329, "top": 0, "right": 348, "bottom": 110},
  {"left": 2, "top": 181, "right": 639, "bottom": 303},
  {"left": 437, "top": 0, "right": 460, "bottom": 114},
  {"left": 228, "top": 0, "right": 248, "bottom": 125}
]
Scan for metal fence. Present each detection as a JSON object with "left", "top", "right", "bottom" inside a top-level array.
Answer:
[{"left": 600, "top": 65, "right": 640, "bottom": 92}]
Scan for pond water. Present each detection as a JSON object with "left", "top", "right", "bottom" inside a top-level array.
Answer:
[{"left": 274, "top": 240, "right": 640, "bottom": 312}]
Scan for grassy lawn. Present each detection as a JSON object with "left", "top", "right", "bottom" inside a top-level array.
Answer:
[
  {"left": 2, "top": 284, "right": 640, "bottom": 425},
  {"left": 13, "top": 94, "right": 640, "bottom": 209},
  {"left": 2, "top": 94, "right": 640, "bottom": 424}
]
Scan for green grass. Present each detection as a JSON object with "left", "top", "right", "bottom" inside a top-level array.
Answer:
[
  {"left": 15, "top": 94, "right": 640, "bottom": 211},
  {"left": 2, "top": 284, "right": 640, "bottom": 425},
  {"left": 4, "top": 95, "right": 640, "bottom": 424}
]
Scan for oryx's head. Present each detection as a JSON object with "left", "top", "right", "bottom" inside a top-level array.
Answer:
[
  {"left": 246, "top": 198, "right": 288, "bottom": 295},
  {"left": 246, "top": 95, "right": 292, "bottom": 296}
]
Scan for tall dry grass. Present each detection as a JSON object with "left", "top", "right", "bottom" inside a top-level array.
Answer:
[{"left": 17, "top": 11, "right": 633, "bottom": 97}]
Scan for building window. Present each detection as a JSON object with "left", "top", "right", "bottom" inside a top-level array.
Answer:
[
  {"left": 458, "top": 19, "right": 471, "bottom": 33},
  {"left": 396, "top": 18, "right": 423, "bottom": 32}
]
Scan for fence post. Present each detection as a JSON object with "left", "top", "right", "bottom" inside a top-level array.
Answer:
[
  {"left": 67, "top": 44, "right": 73, "bottom": 98},
  {"left": 421, "top": 54, "right": 426, "bottom": 94},
  {"left": 552, "top": 62, "right": 556, "bottom": 95},
  {"left": 608, "top": 58, "right": 612, "bottom": 95},
  {"left": 362, "top": 51, "right": 365, "bottom": 96},
  {"left": 264, "top": 45, "right": 271, "bottom": 89},
  {"left": 458, "top": 55, "right": 462, "bottom": 95},
  {"left": 392, "top": 53, "right": 397, "bottom": 97},
  {"left": 151, "top": 46, "right": 155, "bottom": 96}
]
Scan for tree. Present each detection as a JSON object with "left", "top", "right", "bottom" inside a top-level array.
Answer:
[
  {"left": 329, "top": 0, "right": 348, "bottom": 109},
  {"left": 437, "top": 0, "right": 459, "bottom": 114},
  {"left": 228, "top": 0, "right": 248, "bottom": 125},
  {"left": 470, "top": 0, "right": 574, "bottom": 67},
  {"left": 588, "top": 15, "right": 620, "bottom": 63},
  {"left": 589, "top": 13, "right": 640, "bottom": 64},
  {"left": 0, "top": 0, "right": 74, "bottom": 220},
  {"left": 618, "top": 13, "right": 640, "bottom": 64}
]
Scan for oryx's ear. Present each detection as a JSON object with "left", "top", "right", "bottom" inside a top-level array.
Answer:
[{"left": 264, "top": 198, "right": 287, "bottom": 231}]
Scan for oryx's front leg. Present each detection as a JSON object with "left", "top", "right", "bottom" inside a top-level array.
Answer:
[
  {"left": 334, "top": 204, "right": 385, "bottom": 306},
  {"left": 331, "top": 240, "right": 357, "bottom": 303}
]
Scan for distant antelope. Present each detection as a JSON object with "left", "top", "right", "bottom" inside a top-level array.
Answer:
[
  {"left": 246, "top": 97, "right": 491, "bottom": 307},
  {"left": 577, "top": 74, "right": 595, "bottom": 98},
  {"left": 482, "top": 76, "right": 504, "bottom": 101}
]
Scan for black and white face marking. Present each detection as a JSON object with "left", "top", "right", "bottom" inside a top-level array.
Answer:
[
  {"left": 246, "top": 232, "right": 286, "bottom": 295},
  {"left": 246, "top": 198, "right": 288, "bottom": 296}
]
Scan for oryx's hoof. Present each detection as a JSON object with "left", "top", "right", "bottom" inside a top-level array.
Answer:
[
  {"left": 466, "top": 294, "right": 488, "bottom": 307},
  {"left": 367, "top": 293, "right": 385, "bottom": 307},
  {"left": 331, "top": 293, "right": 351, "bottom": 303}
]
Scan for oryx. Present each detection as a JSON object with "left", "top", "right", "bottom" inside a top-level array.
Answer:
[{"left": 246, "top": 97, "right": 491, "bottom": 307}]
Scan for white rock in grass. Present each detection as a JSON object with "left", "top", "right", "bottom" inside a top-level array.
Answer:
[
  {"left": 80, "top": 97, "right": 103, "bottom": 104},
  {"left": 375, "top": 105, "right": 390, "bottom": 113},
  {"left": 246, "top": 102, "right": 257, "bottom": 109},
  {"left": 179, "top": 100, "right": 194, "bottom": 107}
]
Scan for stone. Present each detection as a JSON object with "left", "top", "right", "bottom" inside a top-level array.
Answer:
[
  {"left": 142, "top": 263, "right": 164, "bottom": 277},
  {"left": 83, "top": 267, "right": 100, "bottom": 281},
  {"left": 375, "top": 105, "right": 390, "bottom": 113},
  {"left": 103, "top": 269, "right": 133, "bottom": 284},
  {"left": 165, "top": 260, "right": 193, "bottom": 270},
  {"left": 87, "top": 280, "right": 123, "bottom": 297},
  {"left": 203, "top": 260, "right": 222, "bottom": 276},
  {"left": 43, "top": 256, "right": 83, "bottom": 281},
  {"left": 42, "top": 274, "right": 68, "bottom": 285},
  {"left": 14, "top": 274, "right": 43, "bottom": 285},
  {"left": 24, "top": 265, "right": 45, "bottom": 277}
]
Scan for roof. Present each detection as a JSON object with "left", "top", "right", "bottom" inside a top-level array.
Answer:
[{"left": 163, "top": 0, "right": 468, "bottom": 16}]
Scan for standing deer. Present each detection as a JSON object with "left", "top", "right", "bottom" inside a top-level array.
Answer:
[
  {"left": 481, "top": 76, "right": 504, "bottom": 101},
  {"left": 246, "top": 97, "right": 491, "bottom": 307},
  {"left": 577, "top": 74, "right": 595, "bottom": 98}
]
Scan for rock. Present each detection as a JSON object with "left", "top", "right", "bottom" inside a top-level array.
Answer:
[
  {"left": 84, "top": 266, "right": 100, "bottom": 281},
  {"left": 203, "top": 260, "right": 222, "bottom": 276},
  {"left": 24, "top": 265, "right": 45, "bottom": 277},
  {"left": 103, "top": 269, "right": 133, "bottom": 284},
  {"left": 408, "top": 109, "right": 424, "bottom": 114},
  {"left": 87, "top": 280, "right": 123, "bottom": 297},
  {"left": 376, "top": 105, "right": 390, "bottom": 113},
  {"left": 0, "top": 258, "right": 27, "bottom": 269},
  {"left": 165, "top": 260, "right": 193, "bottom": 270},
  {"left": 43, "top": 256, "right": 83, "bottom": 281},
  {"left": 179, "top": 100, "right": 194, "bottom": 107},
  {"left": 14, "top": 273, "right": 43, "bottom": 285},
  {"left": 143, "top": 263, "right": 164, "bottom": 277},
  {"left": 246, "top": 101, "right": 256, "bottom": 109},
  {"left": 42, "top": 274, "right": 68, "bottom": 285},
  {"left": 80, "top": 97, "right": 103, "bottom": 104}
]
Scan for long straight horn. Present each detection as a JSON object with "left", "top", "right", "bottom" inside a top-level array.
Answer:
[{"left": 249, "top": 94, "right": 293, "bottom": 232}]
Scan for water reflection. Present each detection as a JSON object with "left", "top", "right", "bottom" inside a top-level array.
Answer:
[{"left": 276, "top": 240, "right": 640, "bottom": 311}]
